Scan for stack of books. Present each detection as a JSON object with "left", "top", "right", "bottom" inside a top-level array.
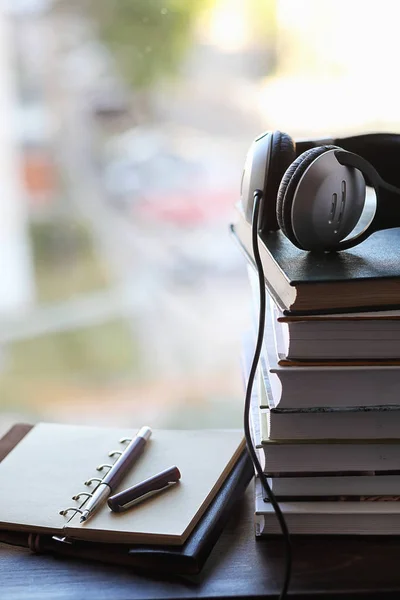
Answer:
[{"left": 233, "top": 203, "right": 400, "bottom": 536}]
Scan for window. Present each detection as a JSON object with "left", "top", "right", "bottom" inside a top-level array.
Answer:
[{"left": 0, "top": 0, "right": 398, "bottom": 435}]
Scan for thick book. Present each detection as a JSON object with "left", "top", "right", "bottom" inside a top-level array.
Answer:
[
  {"left": 255, "top": 437, "right": 400, "bottom": 477},
  {"left": 255, "top": 479, "right": 400, "bottom": 536},
  {"left": 231, "top": 204, "right": 400, "bottom": 315},
  {"left": 260, "top": 400, "right": 400, "bottom": 441},
  {"left": 267, "top": 474, "right": 400, "bottom": 498},
  {"left": 0, "top": 423, "right": 253, "bottom": 574}
]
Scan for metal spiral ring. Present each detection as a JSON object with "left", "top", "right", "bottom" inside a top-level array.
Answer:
[
  {"left": 84, "top": 477, "right": 103, "bottom": 486},
  {"left": 108, "top": 450, "right": 123, "bottom": 458},
  {"left": 72, "top": 491, "right": 93, "bottom": 501},
  {"left": 59, "top": 507, "right": 84, "bottom": 516},
  {"left": 96, "top": 463, "right": 113, "bottom": 472}
]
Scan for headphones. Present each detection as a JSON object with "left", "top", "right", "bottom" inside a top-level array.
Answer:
[{"left": 241, "top": 131, "right": 400, "bottom": 251}]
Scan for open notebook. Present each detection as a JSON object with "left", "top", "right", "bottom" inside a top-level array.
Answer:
[{"left": 0, "top": 423, "right": 244, "bottom": 546}]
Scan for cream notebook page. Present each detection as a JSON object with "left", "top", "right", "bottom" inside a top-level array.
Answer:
[{"left": 0, "top": 423, "right": 244, "bottom": 545}]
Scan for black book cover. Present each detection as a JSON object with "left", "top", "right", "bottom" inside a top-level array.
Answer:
[
  {"left": 255, "top": 228, "right": 400, "bottom": 286},
  {"left": 231, "top": 214, "right": 400, "bottom": 315}
]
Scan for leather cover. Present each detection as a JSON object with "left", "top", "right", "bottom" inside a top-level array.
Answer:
[
  {"left": 0, "top": 424, "right": 253, "bottom": 575},
  {"left": 261, "top": 226, "right": 400, "bottom": 286}
]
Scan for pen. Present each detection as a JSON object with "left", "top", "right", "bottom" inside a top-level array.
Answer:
[
  {"left": 107, "top": 465, "right": 181, "bottom": 512},
  {"left": 80, "top": 426, "right": 152, "bottom": 523}
]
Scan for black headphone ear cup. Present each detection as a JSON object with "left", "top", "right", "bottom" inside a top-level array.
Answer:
[
  {"left": 268, "top": 131, "right": 296, "bottom": 200},
  {"left": 276, "top": 145, "right": 336, "bottom": 247}
]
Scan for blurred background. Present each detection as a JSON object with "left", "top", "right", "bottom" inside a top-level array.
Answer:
[{"left": 0, "top": 0, "right": 399, "bottom": 436}]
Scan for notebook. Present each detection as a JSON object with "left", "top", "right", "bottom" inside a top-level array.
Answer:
[
  {"left": 0, "top": 424, "right": 253, "bottom": 574},
  {"left": 231, "top": 203, "right": 400, "bottom": 315},
  {"left": 0, "top": 422, "right": 244, "bottom": 546}
]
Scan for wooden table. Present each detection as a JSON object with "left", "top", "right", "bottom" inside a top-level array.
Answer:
[{"left": 2, "top": 487, "right": 400, "bottom": 600}]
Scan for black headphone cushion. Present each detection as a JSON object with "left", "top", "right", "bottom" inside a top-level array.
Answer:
[
  {"left": 267, "top": 131, "right": 296, "bottom": 200},
  {"left": 276, "top": 145, "right": 336, "bottom": 247}
]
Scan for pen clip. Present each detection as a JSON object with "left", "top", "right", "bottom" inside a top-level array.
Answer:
[{"left": 120, "top": 481, "right": 178, "bottom": 510}]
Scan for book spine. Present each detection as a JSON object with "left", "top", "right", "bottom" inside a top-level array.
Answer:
[
  {"left": 253, "top": 514, "right": 400, "bottom": 536},
  {"left": 269, "top": 367, "right": 400, "bottom": 410},
  {"left": 258, "top": 443, "right": 400, "bottom": 476},
  {"left": 265, "top": 410, "right": 400, "bottom": 441},
  {"left": 268, "top": 474, "right": 400, "bottom": 497},
  {"left": 264, "top": 469, "right": 400, "bottom": 478},
  {"left": 261, "top": 495, "right": 400, "bottom": 502}
]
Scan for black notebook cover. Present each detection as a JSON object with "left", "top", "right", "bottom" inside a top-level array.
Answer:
[{"left": 0, "top": 424, "right": 253, "bottom": 575}]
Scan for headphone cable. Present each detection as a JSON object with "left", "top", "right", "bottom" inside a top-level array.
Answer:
[{"left": 243, "top": 189, "right": 292, "bottom": 600}]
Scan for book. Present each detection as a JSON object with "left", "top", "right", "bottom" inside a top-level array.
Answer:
[
  {"left": 256, "top": 438, "right": 400, "bottom": 477},
  {"left": 271, "top": 297, "right": 400, "bottom": 363},
  {"left": 0, "top": 424, "right": 253, "bottom": 575},
  {"left": 0, "top": 422, "right": 244, "bottom": 546},
  {"left": 255, "top": 479, "right": 400, "bottom": 535},
  {"left": 231, "top": 203, "right": 400, "bottom": 315},
  {"left": 260, "top": 402, "right": 400, "bottom": 441},
  {"left": 267, "top": 475, "right": 400, "bottom": 498}
]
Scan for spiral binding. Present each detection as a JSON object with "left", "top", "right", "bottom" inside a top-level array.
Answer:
[{"left": 59, "top": 436, "right": 133, "bottom": 518}]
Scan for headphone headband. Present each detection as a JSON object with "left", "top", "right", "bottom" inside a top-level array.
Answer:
[{"left": 296, "top": 133, "right": 400, "bottom": 186}]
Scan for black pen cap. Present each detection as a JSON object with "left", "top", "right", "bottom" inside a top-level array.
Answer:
[{"left": 108, "top": 465, "right": 181, "bottom": 513}]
